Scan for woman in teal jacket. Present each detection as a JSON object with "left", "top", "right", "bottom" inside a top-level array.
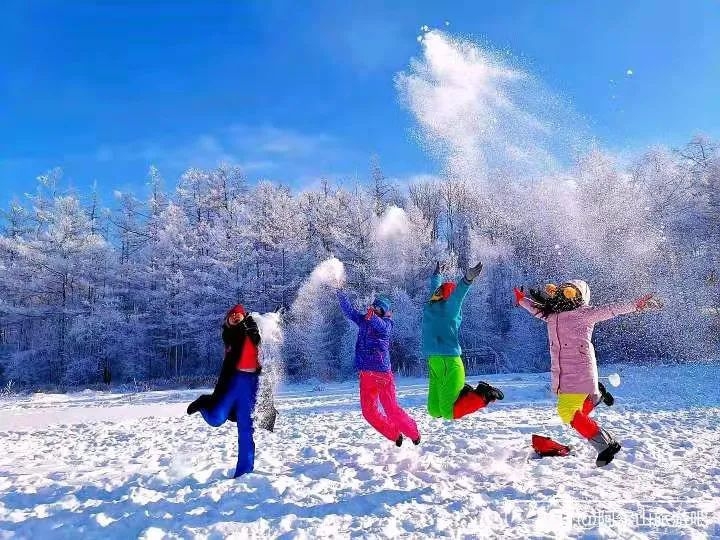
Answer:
[{"left": 423, "top": 261, "right": 504, "bottom": 420}]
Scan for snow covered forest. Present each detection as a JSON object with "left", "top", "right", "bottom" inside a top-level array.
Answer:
[{"left": 0, "top": 134, "right": 719, "bottom": 388}]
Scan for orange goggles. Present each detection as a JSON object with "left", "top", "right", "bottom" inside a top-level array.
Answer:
[{"left": 545, "top": 283, "right": 580, "bottom": 300}]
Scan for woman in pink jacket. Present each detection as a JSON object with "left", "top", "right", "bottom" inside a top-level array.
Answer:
[{"left": 514, "top": 279, "right": 658, "bottom": 466}]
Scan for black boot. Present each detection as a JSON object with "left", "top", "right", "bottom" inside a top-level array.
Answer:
[
  {"left": 457, "top": 384, "right": 474, "bottom": 398},
  {"left": 596, "top": 441, "right": 622, "bottom": 467},
  {"left": 475, "top": 381, "right": 504, "bottom": 402},
  {"left": 412, "top": 435, "right": 421, "bottom": 446},
  {"left": 186, "top": 395, "right": 211, "bottom": 415},
  {"left": 598, "top": 382, "right": 614, "bottom": 406},
  {"left": 589, "top": 428, "right": 622, "bottom": 467},
  {"left": 395, "top": 435, "right": 404, "bottom": 447}
]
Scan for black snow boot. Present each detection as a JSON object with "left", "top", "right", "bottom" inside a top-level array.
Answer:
[
  {"left": 457, "top": 384, "right": 474, "bottom": 398},
  {"left": 412, "top": 435, "right": 421, "bottom": 446},
  {"left": 596, "top": 441, "right": 622, "bottom": 467},
  {"left": 395, "top": 435, "right": 404, "bottom": 447},
  {"left": 186, "top": 395, "right": 211, "bottom": 415},
  {"left": 598, "top": 382, "right": 615, "bottom": 406},
  {"left": 589, "top": 428, "right": 622, "bottom": 467},
  {"left": 475, "top": 381, "right": 504, "bottom": 402}
]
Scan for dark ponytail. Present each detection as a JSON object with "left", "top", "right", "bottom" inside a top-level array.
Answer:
[{"left": 528, "top": 288, "right": 582, "bottom": 317}]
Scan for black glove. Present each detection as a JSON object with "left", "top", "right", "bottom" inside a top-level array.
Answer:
[
  {"left": 242, "top": 316, "right": 261, "bottom": 346},
  {"left": 464, "top": 261, "right": 483, "bottom": 282}
]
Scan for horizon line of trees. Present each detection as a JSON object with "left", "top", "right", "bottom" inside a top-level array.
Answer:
[{"left": 1, "top": 136, "right": 718, "bottom": 389}]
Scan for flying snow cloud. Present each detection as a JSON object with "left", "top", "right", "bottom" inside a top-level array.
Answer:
[
  {"left": 375, "top": 205, "right": 410, "bottom": 242},
  {"left": 309, "top": 257, "right": 347, "bottom": 289},
  {"left": 252, "top": 310, "right": 285, "bottom": 388},
  {"left": 396, "top": 30, "right": 587, "bottom": 185},
  {"left": 289, "top": 257, "right": 347, "bottom": 315},
  {"left": 396, "top": 29, "right": 664, "bottom": 292},
  {"left": 373, "top": 205, "right": 412, "bottom": 277}
]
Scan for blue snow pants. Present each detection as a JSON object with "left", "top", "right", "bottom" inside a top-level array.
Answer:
[{"left": 200, "top": 370, "right": 260, "bottom": 477}]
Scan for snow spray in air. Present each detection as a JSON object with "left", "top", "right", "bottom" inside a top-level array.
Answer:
[
  {"left": 397, "top": 28, "right": 665, "bottom": 300},
  {"left": 374, "top": 204, "right": 447, "bottom": 281},
  {"left": 376, "top": 205, "right": 410, "bottom": 240},
  {"left": 289, "top": 257, "right": 346, "bottom": 317},
  {"left": 396, "top": 28, "right": 585, "bottom": 270},
  {"left": 252, "top": 311, "right": 284, "bottom": 375},
  {"left": 398, "top": 29, "right": 587, "bottom": 187},
  {"left": 254, "top": 257, "right": 356, "bottom": 403},
  {"left": 285, "top": 257, "right": 347, "bottom": 381},
  {"left": 251, "top": 310, "right": 285, "bottom": 426},
  {"left": 373, "top": 205, "right": 412, "bottom": 279},
  {"left": 309, "top": 257, "right": 347, "bottom": 289}
]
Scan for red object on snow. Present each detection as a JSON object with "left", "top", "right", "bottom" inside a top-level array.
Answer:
[{"left": 532, "top": 434, "right": 571, "bottom": 457}]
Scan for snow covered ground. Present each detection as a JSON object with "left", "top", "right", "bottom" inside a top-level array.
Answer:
[{"left": 1, "top": 364, "right": 719, "bottom": 539}]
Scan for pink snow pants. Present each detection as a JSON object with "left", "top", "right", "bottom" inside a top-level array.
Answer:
[{"left": 359, "top": 370, "right": 420, "bottom": 442}]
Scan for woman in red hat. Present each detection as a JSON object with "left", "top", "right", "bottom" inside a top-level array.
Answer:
[{"left": 187, "top": 304, "right": 262, "bottom": 477}]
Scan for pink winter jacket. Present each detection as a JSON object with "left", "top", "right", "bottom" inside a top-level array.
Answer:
[{"left": 519, "top": 280, "right": 637, "bottom": 397}]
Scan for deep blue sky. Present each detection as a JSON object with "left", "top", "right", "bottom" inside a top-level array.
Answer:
[{"left": 1, "top": 1, "right": 718, "bottom": 202}]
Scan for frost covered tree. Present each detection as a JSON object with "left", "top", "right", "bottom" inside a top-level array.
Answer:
[
  {"left": 1, "top": 135, "right": 719, "bottom": 388},
  {"left": 0, "top": 177, "right": 111, "bottom": 385}
]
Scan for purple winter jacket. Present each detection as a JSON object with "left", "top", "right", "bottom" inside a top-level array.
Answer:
[
  {"left": 337, "top": 291, "right": 393, "bottom": 373},
  {"left": 519, "top": 279, "right": 637, "bottom": 397}
]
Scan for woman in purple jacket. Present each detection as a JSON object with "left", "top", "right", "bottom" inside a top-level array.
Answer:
[
  {"left": 337, "top": 291, "right": 421, "bottom": 447},
  {"left": 514, "top": 279, "right": 659, "bottom": 466}
]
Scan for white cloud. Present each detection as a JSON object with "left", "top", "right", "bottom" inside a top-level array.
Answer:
[
  {"left": 228, "top": 125, "right": 335, "bottom": 157},
  {"left": 2, "top": 124, "right": 363, "bottom": 193},
  {"left": 84, "top": 124, "right": 356, "bottom": 187}
]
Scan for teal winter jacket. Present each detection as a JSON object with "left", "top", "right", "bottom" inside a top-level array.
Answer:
[{"left": 421, "top": 273, "right": 472, "bottom": 357}]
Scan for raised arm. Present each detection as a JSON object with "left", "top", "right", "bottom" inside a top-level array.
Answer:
[
  {"left": 519, "top": 298, "right": 549, "bottom": 320},
  {"left": 448, "top": 277, "right": 472, "bottom": 312},
  {"left": 581, "top": 302, "right": 637, "bottom": 324},
  {"left": 337, "top": 290, "right": 363, "bottom": 325},
  {"left": 584, "top": 292, "right": 660, "bottom": 324},
  {"left": 366, "top": 312, "right": 393, "bottom": 335},
  {"left": 429, "top": 271, "right": 443, "bottom": 293},
  {"left": 514, "top": 287, "right": 548, "bottom": 321},
  {"left": 448, "top": 261, "right": 483, "bottom": 313},
  {"left": 242, "top": 315, "right": 262, "bottom": 346}
]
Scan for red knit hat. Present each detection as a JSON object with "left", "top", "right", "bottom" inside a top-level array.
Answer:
[
  {"left": 439, "top": 282, "right": 457, "bottom": 299},
  {"left": 226, "top": 304, "right": 246, "bottom": 320},
  {"left": 431, "top": 281, "right": 457, "bottom": 301}
]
